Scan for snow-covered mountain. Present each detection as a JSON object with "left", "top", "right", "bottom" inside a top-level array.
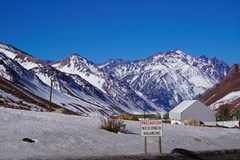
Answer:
[
  {"left": 100, "top": 50, "right": 229, "bottom": 110},
  {"left": 52, "top": 54, "right": 163, "bottom": 113},
  {"left": 52, "top": 54, "right": 107, "bottom": 93},
  {"left": 0, "top": 51, "right": 58, "bottom": 112},
  {"left": 0, "top": 43, "right": 127, "bottom": 115},
  {"left": 0, "top": 42, "right": 230, "bottom": 114}
]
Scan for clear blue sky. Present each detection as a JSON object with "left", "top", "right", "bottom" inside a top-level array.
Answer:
[{"left": 1, "top": 0, "right": 240, "bottom": 65}]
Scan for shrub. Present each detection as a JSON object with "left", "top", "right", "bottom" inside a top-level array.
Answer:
[
  {"left": 183, "top": 119, "right": 204, "bottom": 126},
  {"left": 100, "top": 116, "right": 126, "bottom": 133}
]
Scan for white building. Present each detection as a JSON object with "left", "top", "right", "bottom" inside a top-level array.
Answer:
[{"left": 169, "top": 100, "right": 216, "bottom": 125}]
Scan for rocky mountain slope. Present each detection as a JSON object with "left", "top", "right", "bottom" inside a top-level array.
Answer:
[
  {"left": 99, "top": 50, "right": 229, "bottom": 110},
  {"left": 199, "top": 64, "right": 240, "bottom": 112}
]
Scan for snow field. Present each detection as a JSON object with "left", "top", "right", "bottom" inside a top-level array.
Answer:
[{"left": 0, "top": 107, "right": 239, "bottom": 159}]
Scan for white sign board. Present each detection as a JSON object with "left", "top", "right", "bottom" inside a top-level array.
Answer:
[{"left": 140, "top": 120, "right": 162, "bottom": 137}]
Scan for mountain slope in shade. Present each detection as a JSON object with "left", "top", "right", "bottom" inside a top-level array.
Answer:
[
  {"left": 100, "top": 50, "right": 229, "bottom": 110},
  {"left": 0, "top": 44, "right": 126, "bottom": 116},
  {"left": 199, "top": 64, "right": 240, "bottom": 112},
  {"left": 0, "top": 51, "right": 62, "bottom": 111},
  {"left": 30, "top": 64, "right": 126, "bottom": 115}
]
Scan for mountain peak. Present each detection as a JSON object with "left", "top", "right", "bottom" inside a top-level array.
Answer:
[
  {"left": 165, "top": 49, "right": 186, "bottom": 57},
  {"left": 69, "top": 53, "right": 80, "bottom": 57},
  {"left": 199, "top": 55, "right": 207, "bottom": 59},
  {"left": 151, "top": 49, "right": 186, "bottom": 62},
  {"left": 106, "top": 58, "right": 124, "bottom": 65},
  {"left": 172, "top": 49, "right": 183, "bottom": 54},
  {"left": 228, "top": 64, "right": 240, "bottom": 75},
  {"left": 54, "top": 53, "right": 89, "bottom": 67},
  {"left": 67, "top": 53, "right": 92, "bottom": 63}
]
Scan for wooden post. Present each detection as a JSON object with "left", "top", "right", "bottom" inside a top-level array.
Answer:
[
  {"left": 144, "top": 110, "right": 147, "bottom": 154},
  {"left": 144, "top": 137, "right": 147, "bottom": 154},
  {"left": 49, "top": 79, "right": 54, "bottom": 111},
  {"left": 159, "top": 136, "right": 162, "bottom": 154},
  {"left": 158, "top": 112, "right": 162, "bottom": 154}
]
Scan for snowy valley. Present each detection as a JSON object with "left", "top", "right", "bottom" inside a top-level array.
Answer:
[{"left": 1, "top": 42, "right": 240, "bottom": 159}]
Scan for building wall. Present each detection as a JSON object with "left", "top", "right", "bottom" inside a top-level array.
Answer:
[
  {"left": 181, "top": 101, "right": 216, "bottom": 122},
  {"left": 169, "top": 111, "right": 181, "bottom": 121}
]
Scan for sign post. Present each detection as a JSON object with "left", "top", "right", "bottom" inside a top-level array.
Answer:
[
  {"left": 159, "top": 136, "right": 162, "bottom": 154},
  {"left": 140, "top": 120, "right": 162, "bottom": 154},
  {"left": 144, "top": 136, "right": 147, "bottom": 154}
]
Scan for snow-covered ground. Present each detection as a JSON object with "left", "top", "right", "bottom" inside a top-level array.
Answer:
[{"left": 0, "top": 107, "right": 240, "bottom": 159}]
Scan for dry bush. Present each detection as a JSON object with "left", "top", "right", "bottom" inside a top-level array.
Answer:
[
  {"left": 100, "top": 116, "right": 126, "bottom": 133},
  {"left": 183, "top": 119, "right": 204, "bottom": 126}
]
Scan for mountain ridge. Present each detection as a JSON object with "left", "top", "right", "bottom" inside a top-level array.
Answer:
[
  {"left": 0, "top": 42, "right": 230, "bottom": 115},
  {"left": 100, "top": 50, "right": 229, "bottom": 109}
]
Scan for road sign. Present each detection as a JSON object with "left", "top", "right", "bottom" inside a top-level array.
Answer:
[{"left": 140, "top": 120, "right": 162, "bottom": 137}]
